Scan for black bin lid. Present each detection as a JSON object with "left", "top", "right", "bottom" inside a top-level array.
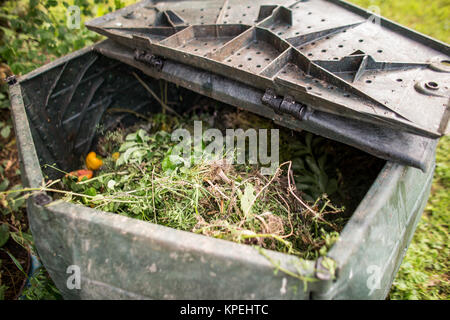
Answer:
[{"left": 86, "top": 0, "right": 450, "bottom": 171}]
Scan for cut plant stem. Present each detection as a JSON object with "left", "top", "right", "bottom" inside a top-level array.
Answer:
[{"left": 132, "top": 72, "right": 182, "bottom": 118}]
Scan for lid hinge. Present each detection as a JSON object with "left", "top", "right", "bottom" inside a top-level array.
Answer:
[
  {"left": 134, "top": 49, "right": 164, "bottom": 71},
  {"left": 262, "top": 88, "right": 307, "bottom": 120}
]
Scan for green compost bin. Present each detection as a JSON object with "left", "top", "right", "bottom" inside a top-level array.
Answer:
[{"left": 7, "top": 0, "right": 449, "bottom": 300}]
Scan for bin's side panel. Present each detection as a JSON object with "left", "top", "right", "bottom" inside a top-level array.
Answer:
[
  {"left": 17, "top": 48, "right": 160, "bottom": 178},
  {"left": 27, "top": 201, "right": 316, "bottom": 300},
  {"left": 320, "top": 156, "right": 435, "bottom": 300},
  {"left": 8, "top": 83, "right": 44, "bottom": 189}
]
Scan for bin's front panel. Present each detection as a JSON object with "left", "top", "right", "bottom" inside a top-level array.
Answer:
[{"left": 28, "top": 200, "right": 318, "bottom": 300}]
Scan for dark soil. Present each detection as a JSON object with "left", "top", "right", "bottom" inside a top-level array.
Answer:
[
  {"left": 0, "top": 234, "right": 30, "bottom": 299},
  {"left": 0, "top": 105, "right": 31, "bottom": 300}
]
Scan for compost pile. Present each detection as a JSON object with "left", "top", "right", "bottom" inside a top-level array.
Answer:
[{"left": 50, "top": 105, "right": 380, "bottom": 260}]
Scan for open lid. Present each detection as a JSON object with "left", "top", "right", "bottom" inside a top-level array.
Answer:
[{"left": 86, "top": 0, "right": 450, "bottom": 169}]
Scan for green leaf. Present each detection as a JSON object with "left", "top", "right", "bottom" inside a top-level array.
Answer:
[
  {"left": 240, "top": 183, "right": 256, "bottom": 217},
  {"left": 295, "top": 183, "right": 313, "bottom": 191},
  {"left": 0, "top": 224, "right": 10, "bottom": 247},
  {"left": 305, "top": 133, "right": 313, "bottom": 153},
  {"left": 318, "top": 154, "right": 327, "bottom": 170},
  {"left": 318, "top": 170, "right": 329, "bottom": 193},
  {"left": 117, "top": 146, "right": 141, "bottom": 166},
  {"left": 137, "top": 129, "right": 149, "bottom": 143},
  {"left": 3, "top": 249, "right": 25, "bottom": 274},
  {"left": 0, "top": 284, "right": 7, "bottom": 300},
  {"left": 85, "top": 187, "right": 97, "bottom": 197},
  {"left": 118, "top": 141, "right": 138, "bottom": 152},
  {"left": 10, "top": 197, "right": 26, "bottom": 211},
  {"left": 326, "top": 179, "right": 338, "bottom": 196},
  {"left": 0, "top": 125, "right": 10, "bottom": 139},
  {"left": 107, "top": 180, "right": 116, "bottom": 190},
  {"left": 305, "top": 156, "right": 321, "bottom": 176},
  {"left": 125, "top": 132, "right": 138, "bottom": 141},
  {"left": 292, "top": 158, "right": 305, "bottom": 171},
  {"left": 161, "top": 155, "right": 176, "bottom": 172},
  {"left": 11, "top": 231, "right": 33, "bottom": 251},
  {"left": 0, "top": 178, "right": 9, "bottom": 191}
]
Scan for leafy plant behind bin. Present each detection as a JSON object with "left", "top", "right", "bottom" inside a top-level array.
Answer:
[{"left": 282, "top": 133, "right": 338, "bottom": 202}]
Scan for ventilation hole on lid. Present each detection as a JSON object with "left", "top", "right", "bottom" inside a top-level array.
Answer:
[
  {"left": 377, "top": 49, "right": 383, "bottom": 53},
  {"left": 243, "top": 13, "right": 246, "bottom": 16},
  {"left": 307, "top": 26, "right": 312, "bottom": 29},
  {"left": 426, "top": 81, "right": 439, "bottom": 89},
  {"left": 256, "top": 65, "right": 261, "bottom": 68},
  {"left": 333, "top": 57, "right": 339, "bottom": 60},
  {"left": 248, "top": 57, "right": 252, "bottom": 61},
  {"left": 247, "top": 6, "right": 251, "bottom": 8},
  {"left": 200, "top": 16, "right": 204, "bottom": 19},
  {"left": 204, "top": 42, "right": 208, "bottom": 45},
  {"left": 238, "top": 64, "right": 243, "bottom": 68},
  {"left": 227, "top": 6, "right": 231, "bottom": 9},
  {"left": 366, "top": 80, "right": 372, "bottom": 83},
  {"left": 307, "top": 86, "right": 313, "bottom": 90},
  {"left": 194, "top": 49, "right": 198, "bottom": 51},
  {"left": 265, "top": 58, "right": 270, "bottom": 61},
  {"left": 326, "top": 36, "right": 330, "bottom": 39},
  {"left": 359, "top": 39, "right": 364, "bottom": 42},
  {"left": 396, "top": 79, "right": 403, "bottom": 82},
  {"left": 308, "top": 12, "right": 312, "bottom": 15},
  {"left": 321, "top": 19, "right": 326, "bottom": 22},
  {"left": 295, "top": 32, "right": 300, "bottom": 35},
  {"left": 200, "top": 8, "right": 204, "bottom": 11},
  {"left": 321, "top": 49, "right": 327, "bottom": 52},
  {"left": 256, "top": 51, "right": 261, "bottom": 54},
  {"left": 201, "top": 22, "right": 204, "bottom": 25},
  {"left": 237, "top": 53, "right": 241, "bottom": 55},
  {"left": 239, "top": 20, "right": 242, "bottom": 23},
  {"left": 344, "top": 93, "right": 350, "bottom": 97},
  {"left": 299, "top": 47, "right": 304, "bottom": 50},
  {"left": 278, "top": 32, "right": 283, "bottom": 35},
  {"left": 308, "top": 53, "right": 313, "bottom": 57},
  {"left": 282, "top": 71, "right": 287, "bottom": 74},
  {"left": 338, "top": 44, "right": 343, "bottom": 48},
  {"left": 227, "top": 59, "right": 232, "bottom": 62}
]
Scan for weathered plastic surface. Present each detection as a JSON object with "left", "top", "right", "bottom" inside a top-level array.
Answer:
[
  {"left": 95, "top": 39, "right": 438, "bottom": 171},
  {"left": 9, "top": 45, "right": 436, "bottom": 299},
  {"left": 86, "top": 0, "right": 450, "bottom": 139}
]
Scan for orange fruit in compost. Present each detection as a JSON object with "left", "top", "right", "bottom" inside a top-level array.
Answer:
[
  {"left": 66, "top": 169, "right": 93, "bottom": 182},
  {"left": 86, "top": 152, "right": 103, "bottom": 170}
]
